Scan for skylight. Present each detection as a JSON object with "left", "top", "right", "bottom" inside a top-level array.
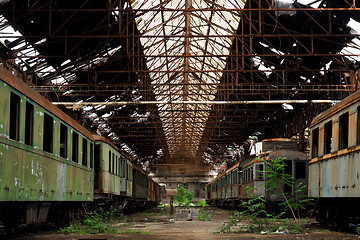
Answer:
[{"left": 130, "top": 0, "right": 244, "bottom": 157}]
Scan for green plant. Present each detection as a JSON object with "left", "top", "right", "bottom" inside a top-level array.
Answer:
[
  {"left": 194, "top": 200, "right": 209, "bottom": 207},
  {"left": 219, "top": 187, "right": 280, "bottom": 233},
  {"left": 261, "top": 157, "right": 298, "bottom": 223},
  {"left": 279, "top": 182, "right": 314, "bottom": 220},
  {"left": 57, "top": 206, "right": 126, "bottom": 234},
  {"left": 356, "top": 227, "right": 360, "bottom": 239},
  {"left": 174, "top": 184, "right": 194, "bottom": 207},
  {"left": 198, "top": 208, "right": 212, "bottom": 221}
]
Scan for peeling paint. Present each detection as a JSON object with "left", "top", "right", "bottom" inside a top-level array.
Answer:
[{"left": 56, "top": 163, "right": 67, "bottom": 200}]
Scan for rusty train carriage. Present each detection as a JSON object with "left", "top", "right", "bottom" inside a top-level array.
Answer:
[
  {"left": 132, "top": 163, "right": 160, "bottom": 207},
  {"left": 205, "top": 138, "right": 308, "bottom": 208},
  {"left": 309, "top": 89, "right": 360, "bottom": 228}
]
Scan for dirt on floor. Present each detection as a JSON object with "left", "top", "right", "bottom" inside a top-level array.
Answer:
[{"left": 1, "top": 207, "right": 358, "bottom": 240}]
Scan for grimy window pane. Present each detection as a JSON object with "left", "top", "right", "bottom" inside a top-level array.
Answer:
[
  {"left": 109, "top": 151, "right": 111, "bottom": 172},
  {"left": 90, "top": 143, "right": 94, "bottom": 168},
  {"left": 339, "top": 112, "right": 349, "bottom": 150},
  {"left": 311, "top": 128, "right": 319, "bottom": 158},
  {"left": 25, "top": 102, "right": 34, "bottom": 146},
  {"left": 82, "top": 138, "right": 87, "bottom": 166},
  {"left": 324, "top": 121, "right": 332, "bottom": 154},
  {"left": 43, "top": 113, "right": 53, "bottom": 153},
  {"left": 60, "top": 124, "right": 67, "bottom": 158},
  {"left": 72, "top": 132, "right": 79, "bottom": 162},
  {"left": 10, "top": 92, "right": 20, "bottom": 141}
]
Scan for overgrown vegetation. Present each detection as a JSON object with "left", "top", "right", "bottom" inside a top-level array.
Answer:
[
  {"left": 219, "top": 157, "right": 313, "bottom": 234},
  {"left": 356, "top": 227, "right": 360, "bottom": 239},
  {"left": 198, "top": 208, "right": 212, "bottom": 221},
  {"left": 58, "top": 206, "right": 127, "bottom": 234},
  {"left": 174, "top": 184, "right": 194, "bottom": 207},
  {"left": 219, "top": 187, "right": 279, "bottom": 233},
  {"left": 194, "top": 200, "right": 210, "bottom": 207}
]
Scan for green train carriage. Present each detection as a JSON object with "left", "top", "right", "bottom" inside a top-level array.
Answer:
[
  {"left": 0, "top": 66, "right": 94, "bottom": 232},
  {"left": 93, "top": 135, "right": 133, "bottom": 204}
]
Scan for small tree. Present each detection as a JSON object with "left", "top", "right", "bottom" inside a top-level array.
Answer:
[
  {"left": 261, "top": 157, "right": 298, "bottom": 223},
  {"left": 174, "top": 184, "right": 194, "bottom": 207},
  {"left": 279, "top": 182, "right": 313, "bottom": 220}
]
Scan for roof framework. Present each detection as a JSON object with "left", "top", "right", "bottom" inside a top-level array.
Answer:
[
  {"left": 0, "top": 0, "right": 360, "bottom": 181},
  {"left": 132, "top": 0, "right": 244, "bottom": 158}
]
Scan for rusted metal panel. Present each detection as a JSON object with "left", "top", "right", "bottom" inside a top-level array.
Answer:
[
  {"left": 25, "top": 204, "right": 37, "bottom": 224},
  {"left": 37, "top": 203, "right": 50, "bottom": 223},
  {"left": 310, "top": 151, "right": 360, "bottom": 198},
  {"left": 311, "top": 90, "right": 360, "bottom": 128}
]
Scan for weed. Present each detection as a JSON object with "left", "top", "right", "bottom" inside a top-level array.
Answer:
[
  {"left": 198, "top": 208, "right": 212, "bottom": 221},
  {"left": 279, "top": 182, "right": 314, "bottom": 220},
  {"left": 57, "top": 207, "right": 126, "bottom": 234},
  {"left": 194, "top": 200, "right": 210, "bottom": 207},
  {"left": 356, "top": 227, "right": 360, "bottom": 239}
]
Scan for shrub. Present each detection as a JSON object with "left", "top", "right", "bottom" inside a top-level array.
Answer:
[
  {"left": 194, "top": 200, "right": 209, "bottom": 207},
  {"left": 57, "top": 206, "right": 126, "bottom": 234},
  {"left": 174, "top": 184, "right": 194, "bottom": 207},
  {"left": 198, "top": 208, "right": 212, "bottom": 221}
]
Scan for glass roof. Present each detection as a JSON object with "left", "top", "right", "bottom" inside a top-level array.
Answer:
[{"left": 131, "top": 0, "right": 244, "bottom": 157}]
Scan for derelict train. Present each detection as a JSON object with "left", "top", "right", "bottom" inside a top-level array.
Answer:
[
  {"left": 205, "top": 138, "right": 309, "bottom": 209},
  {"left": 0, "top": 65, "right": 160, "bottom": 233},
  {"left": 309, "top": 89, "right": 360, "bottom": 229}
]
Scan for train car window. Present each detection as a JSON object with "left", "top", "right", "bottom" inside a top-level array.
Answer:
[
  {"left": 109, "top": 151, "right": 111, "bottom": 172},
  {"left": 94, "top": 145, "right": 100, "bottom": 170},
  {"left": 116, "top": 156, "right": 118, "bottom": 175},
  {"left": 60, "top": 124, "right": 67, "bottom": 158},
  {"left": 324, "top": 121, "right": 332, "bottom": 154},
  {"left": 43, "top": 113, "right": 53, "bottom": 153},
  {"left": 357, "top": 106, "right": 360, "bottom": 145},
  {"left": 257, "top": 164, "right": 264, "bottom": 179},
  {"left": 284, "top": 161, "right": 293, "bottom": 193},
  {"left": 25, "top": 102, "right": 34, "bottom": 146},
  {"left": 82, "top": 138, "right": 87, "bottom": 166},
  {"left": 9, "top": 92, "right": 20, "bottom": 141},
  {"left": 90, "top": 143, "right": 94, "bottom": 168},
  {"left": 120, "top": 159, "right": 125, "bottom": 177},
  {"left": 311, "top": 128, "right": 319, "bottom": 158},
  {"left": 284, "top": 161, "right": 292, "bottom": 176},
  {"left": 339, "top": 112, "right": 349, "bottom": 150},
  {"left": 112, "top": 153, "right": 115, "bottom": 174},
  {"left": 295, "top": 162, "right": 306, "bottom": 179},
  {"left": 246, "top": 169, "right": 249, "bottom": 183},
  {"left": 72, "top": 132, "right": 79, "bottom": 162}
]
